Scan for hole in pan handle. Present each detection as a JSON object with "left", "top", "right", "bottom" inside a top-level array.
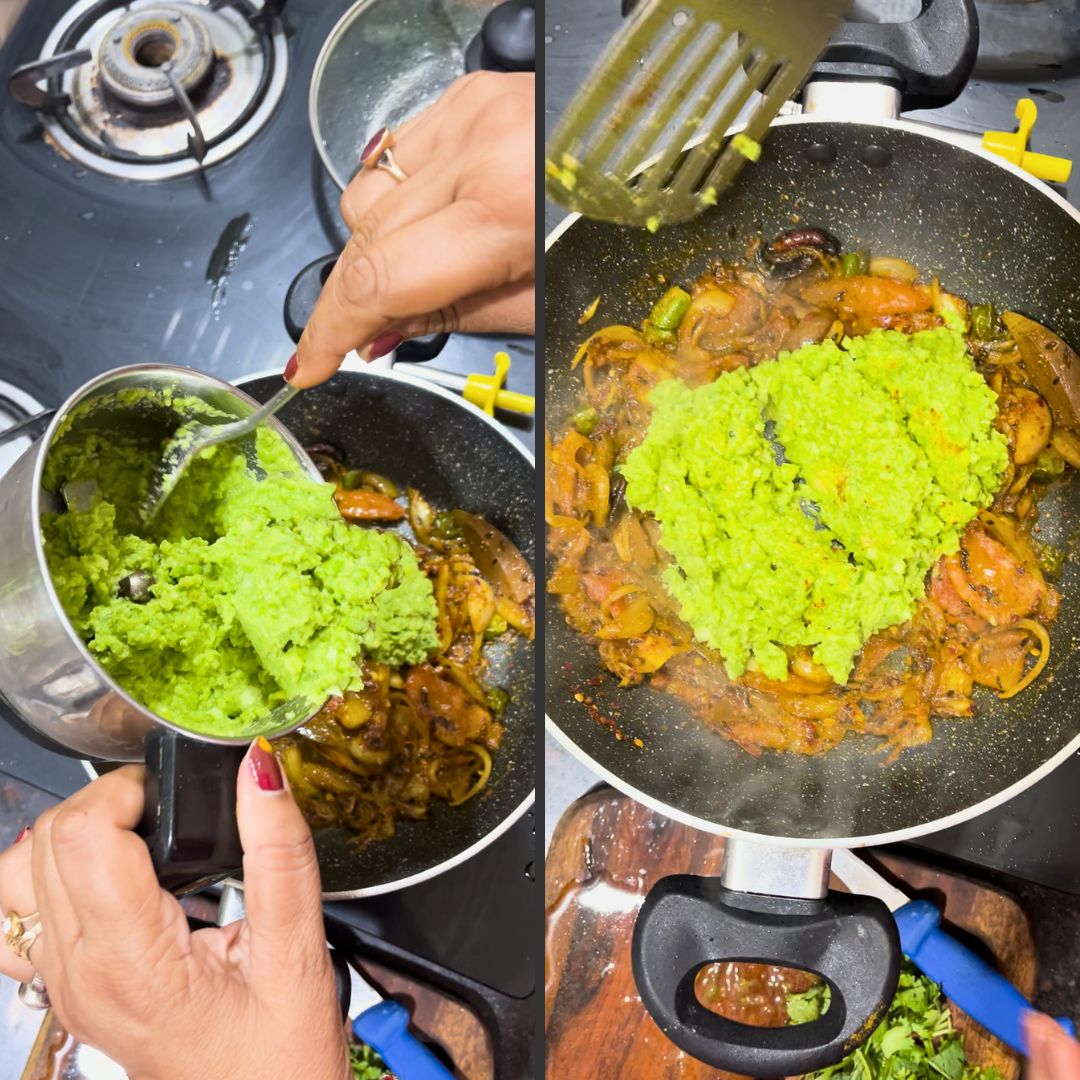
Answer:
[
  {"left": 282, "top": 254, "right": 449, "bottom": 362},
  {"left": 631, "top": 875, "right": 901, "bottom": 1076},
  {"left": 808, "top": 0, "right": 979, "bottom": 112},
  {"left": 140, "top": 729, "right": 246, "bottom": 896}
]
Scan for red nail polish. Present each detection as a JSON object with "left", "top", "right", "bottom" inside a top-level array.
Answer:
[
  {"left": 283, "top": 353, "right": 298, "bottom": 382},
  {"left": 368, "top": 332, "right": 403, "bottom": 361},
  {"left": 12, "top": 826, "right": 30, "bottom": 846},
  {"left": 360, "top": 127, "right": 387, "bottom": 164},
  {"left": 249, "top": 737, "right": 283, "bottom": 792}
]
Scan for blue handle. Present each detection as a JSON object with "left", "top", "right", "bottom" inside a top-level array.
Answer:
[
  {"left": 895, "top": 899, "right": 1075, "bottom": 1055},
  {"left": 352, "top": 1000, "right": 456, "bottom": 1080}
]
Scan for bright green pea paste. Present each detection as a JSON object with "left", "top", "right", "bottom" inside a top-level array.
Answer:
[
  {"left": 42, "top": 407, "right": 438, "bottom": 737},
  {"left": 620, "top": 328, "right": 1009, "bottom": 684}
]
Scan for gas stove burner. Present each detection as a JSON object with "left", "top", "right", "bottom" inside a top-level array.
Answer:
[
  {"left": 8, "top": 0, "right": 288, "bottom": 181},
  {"left": 0, "top": 383, "right": 46, "bottom": 484},
  {"left": 97, "top": 7, "right": 215, "bottom": 108}
]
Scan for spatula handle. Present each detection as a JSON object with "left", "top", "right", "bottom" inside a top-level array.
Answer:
[
  {"left": 352, "top": 1001, "right": 456, "bottom": 1080},
  {"left": 244, "top": 379, "right": 300, "bottom": 430},
  {"left": 896, "top": 899, "right": 1075, "bottom": 1055}
]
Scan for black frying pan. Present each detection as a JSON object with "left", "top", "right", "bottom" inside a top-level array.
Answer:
[
  {"left": 547, "top": 118, "right": 1080, "bottom": 847},
  {"left": 545, "top": 16, "right": 1080, "bottom": 1077},
  {"left": 88, "top": 367, "right": 535, "bottom": 900},
  {"left": 241, "top": 367, "right": 536, "bottom": 898}
]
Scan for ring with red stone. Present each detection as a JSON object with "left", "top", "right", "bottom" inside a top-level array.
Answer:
[{"left": 359, "top": 126, "right": 408, "bottom": 183}]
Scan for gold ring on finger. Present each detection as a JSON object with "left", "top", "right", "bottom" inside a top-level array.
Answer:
[{"left": 2, "top": 910, "right": 43, "bottom": 963}]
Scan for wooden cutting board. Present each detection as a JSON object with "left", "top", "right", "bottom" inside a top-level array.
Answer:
[
  {"left": 21, "top": 959, "right": 493, "bottom": 1080},
  {"left": 545, "top": 788, "right": 1035, "bottom": 1080}
]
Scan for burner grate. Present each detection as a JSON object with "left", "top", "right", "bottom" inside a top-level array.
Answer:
[
  {"left": 6, "top": 0, "right": 288, "bottom": 180},
  {"left": 0, "top": 382, "right": 46, "bottom": 483}
]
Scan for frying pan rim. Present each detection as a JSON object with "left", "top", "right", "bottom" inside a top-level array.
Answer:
[
  {"left": 544, "top": 114, "right": 1080, "bottom": 250},
  {"left": 544, "top": 114, "right": 1080, "bottom": 845},
  {"left": 544, "top": 716, "right": 1080, "bottom": 849},
  {"left": 241, "top": 358, "right": 537, "bottom": 467},
  {"left": 85, "top": 362, "right": 536, "bottom": 898}
]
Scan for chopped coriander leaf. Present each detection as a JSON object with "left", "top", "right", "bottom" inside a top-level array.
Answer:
[
  {"left": 798, "top": 963, "right": 1005, "bottom": 1080},
  {"left": 349, "top": 1043, "right": 394, "bottom": 1080},
  {"left": 787, "top": 982, "right": 832, "bottom": 1025}
]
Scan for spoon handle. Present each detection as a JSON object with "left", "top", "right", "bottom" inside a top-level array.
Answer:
[{"left": 244, "top": 379, "right": 300, "bottom": 431}]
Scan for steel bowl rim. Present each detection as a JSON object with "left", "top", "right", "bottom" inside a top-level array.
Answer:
[{"left": 544, "top": 112, "right": 1080, "bottom": 847}]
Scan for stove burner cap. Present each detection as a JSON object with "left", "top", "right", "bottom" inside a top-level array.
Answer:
[{"left": 97, "top": 7, "right": 213, "bottom": 108}]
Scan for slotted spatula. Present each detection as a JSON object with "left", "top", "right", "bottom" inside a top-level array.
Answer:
[{"left": 545, "top": 0, "right": 849, "bottom": 228}]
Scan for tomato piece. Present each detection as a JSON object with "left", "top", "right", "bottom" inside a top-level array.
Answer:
[
  {"left": 802, "top": 275, "right": 931, "bottom": 320},
  {"left": 334, "top": 488, "right": 406, "bottom": 521},
  {"left": 404, "top": 665, "right": 491, "bottom": 747},
  {"left": 945, "top": 529, "right": 1045, "bottom": 625}
]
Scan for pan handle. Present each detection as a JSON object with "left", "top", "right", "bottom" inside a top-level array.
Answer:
[
  {"left": 282, "top": 253, "right": 449, "bottom": 363},
  {"left": 140, "top": 729, "right": 246, "bottom": 895},
  {"left": 808, "top": 0, "right": 979, "bottom": 113},
  {"left": 631, "top": 845, "right": 900, "bottom": 1077}
]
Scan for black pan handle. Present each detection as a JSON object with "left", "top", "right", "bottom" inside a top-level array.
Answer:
[
  {"left": 617, "top": 0, "right": 977, "bottom": 113},
  {"left": 283, "top": 254, "right": 449, "bottom": 363},
  {"left": 140, "top": 729, "right": 246, "bottom": 895},
  {"left": 283, "top": 254, "right": 338, "bottom": 345},
  {"left": 809, "top": 0, "right": 979, "bottom": 112},
  {"left": 632, "top": 875, "right": 900, "bottom": 1077}
]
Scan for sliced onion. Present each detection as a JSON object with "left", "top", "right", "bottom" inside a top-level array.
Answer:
[
  {"left": 869, "top": 255, "right": 918, "bottom": 283},
  {"left": 596, "top": 593, "right": 654, "bottom": 639},
  {"left": 997, "top": 618, "right": 1051, "bottom": 699},
  {"left": 572, "top": 324, "right": 643, "bottom": 369}
]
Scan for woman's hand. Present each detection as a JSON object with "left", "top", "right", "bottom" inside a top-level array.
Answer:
[
  {"left": 0, "top": 742, "right": 348, "bottom": 1080},
  {"left": 1026, "top": 1011, "right": 1080, "bottom": 1079},
  {"left": 292, "top": 70, "right": 535, "bottom": 388}
]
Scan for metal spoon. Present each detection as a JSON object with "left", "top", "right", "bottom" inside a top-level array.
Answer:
[{"left": 140, "top": 377, "right": 299, "bottom": 524}]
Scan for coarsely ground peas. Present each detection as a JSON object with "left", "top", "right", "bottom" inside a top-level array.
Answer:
[
  {"left": 43, "top": 406, "right": 438, "bottom": 737},
  {"left": 621, "top": 328, "right": 1008, "bottom": 683}
]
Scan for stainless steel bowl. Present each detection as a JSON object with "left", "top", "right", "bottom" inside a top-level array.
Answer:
[{"left": 0, "top": 364, "right": 319, "bottom": 761}]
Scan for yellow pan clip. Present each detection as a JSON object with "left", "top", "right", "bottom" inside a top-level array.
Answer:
[
  {"left": 982, "top": 98, "right": 1072, "bottom": 184},
  {"left": 463, "top": 351, "right": 535, "bottom": 417}
]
